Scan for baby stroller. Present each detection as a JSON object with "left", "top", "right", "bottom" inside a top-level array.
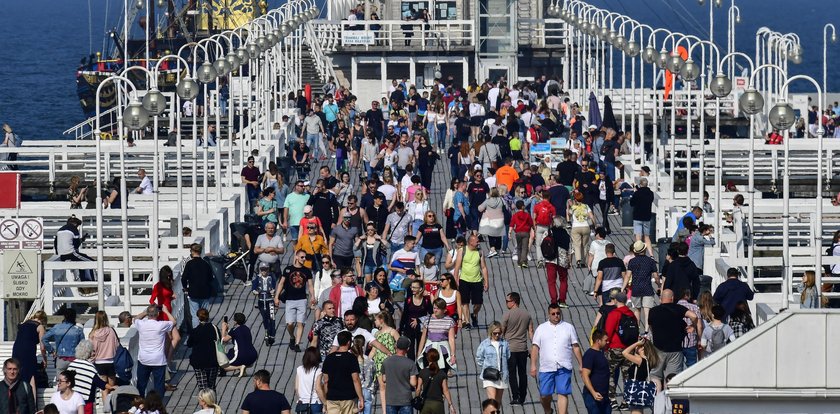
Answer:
[
  {"left": 226, "top": 221, "right": 262, "bottom": 284},
  {"left": 103, "top": 385, "right": 141, "bottom": 413}
]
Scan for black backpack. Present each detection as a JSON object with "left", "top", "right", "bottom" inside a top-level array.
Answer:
[
  {"left": 540, "top": 233, "right": 558, "bottom": 261},
  {"left": 617, "top": 313, "right": 640, "bottom": 345}
]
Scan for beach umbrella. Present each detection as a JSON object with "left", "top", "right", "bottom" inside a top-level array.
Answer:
[
  {"left": 588, "top": 92, "right": 602, "bottom": 129},
  {"left": 602, "top": 95, "right": 619, "bottom": 131}
]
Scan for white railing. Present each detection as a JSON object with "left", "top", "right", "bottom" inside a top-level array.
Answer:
[
  {"left": 311, "top": 19, "right": 475, "bottom": 51},
  {"left": 304, "top": 22, "right": 339, "bottom": 85}
]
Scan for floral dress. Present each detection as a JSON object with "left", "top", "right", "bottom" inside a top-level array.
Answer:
[
  {"left": 372, "top": 329, "right": 397, "bottom": 379},
  {"left": 67, "top": 188, "right": 82, "bottom": 209}
]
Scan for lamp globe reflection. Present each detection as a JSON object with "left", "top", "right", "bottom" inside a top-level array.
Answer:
[
  {"left": 709, "top": 74, "right": 733, "bottom": 98},
  {"left": 667, "top": 53, "right": 685, "bottom": 73},
  {"left": 642, "top": 46, "right": 657, "bottom": 63},
  {"left": 738, "top": 89, "right": 765, "bottom": 115},
  {"left": 141, "top": 88, "right": 166, "bottom": 116},
  {"left": 197, "top": 61, "right": 217, "bottom": 84},
  {"left": 213, "top": 58, "right": 231, "bottom": 77},
  {"left": 176, "top": 78, "right": 200, "bottom": 101},
  {"left": 625, "top": 41, "right": 640, "bottom": 57},
  {"left": 768, "top": 103, "right": 796, "bottom": 130},
  {"left": 657, "top": 50, "right": 669, "bottom": 69},
  {"left": 226, "top": 52, "right": 241, "bottom": 71},
  {"left": 680, "top": 59, "right": 700, "bottom": 81},
  {"left": 124, "top": 100, "right": 150, "bottom": 130}
]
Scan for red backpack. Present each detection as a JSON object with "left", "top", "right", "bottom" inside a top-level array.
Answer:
[{"left": 534, "top": 202, "right": 554, "bottom": 226}]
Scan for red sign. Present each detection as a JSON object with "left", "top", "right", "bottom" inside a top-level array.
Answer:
[{"left": 0, "top": 172, "right": 21, "bottom": 209}]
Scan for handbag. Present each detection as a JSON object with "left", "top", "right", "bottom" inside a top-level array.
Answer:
[
  {"left": 623, "top": 357, "right": 656, "bottom": 407},
  {"left": 215, "top": 325, "right": 229, "bottom": 367},
  {"left": 295, "top": 368, "right": 318, "bottom": 413},
  {"left": 481, "top": 342, "right": 503, "bottom": 381},
  {"left": 411, "top": 370, "right": 432, "bottom": 411}
]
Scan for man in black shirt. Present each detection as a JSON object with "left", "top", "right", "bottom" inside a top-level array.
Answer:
[
  {"left": 308, "top": 180, "right": 340, "bottom": 239},
  {"left": 648, "top": 289, "right": 701, "bottom": 386},
  {"left": 447, "top": 140, "right": 462, "bottom": 181},
  {"left": 467, "top": 169, "right": 490, "bottom": 234},
  {"left": 547, "top": 175, "right": 570, "bottom": 219},
  {"left": 182, "top": 243, "right": 215, "bottom": 329},
  {"left": 630, "top": 177, "right": 655, "bottom": 255},
  {"left": 555, "top": 149, "right": 580, "bottom": 189},
  {"left": 365, "top": 101, "right": 385, "bottom": 140},
  {"left": 320, "top": 331, "right": 364, "bottom": 413},
  {"left": 241, "top": 369, "right": 292, "bottom": 414},
  {"left": 365, "top": 194, "right": 390, "bottom": 234},
  {"left": 601, "top": 131, "right": 620, "bottom": 181},
  {"left": 663, "top": 242, "right": 701, "bottom": 301},
  {"left": 275, "top": 251, "right": 314, "bottom": 352},
  {"left": 319, "top": 166, "right": 339, "bottom": 190},
  {"left": 359, "top": 180, "right": 385, "bottom": 210}
]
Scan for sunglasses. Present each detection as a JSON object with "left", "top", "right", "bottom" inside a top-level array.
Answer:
[
  {"left": 550, "top": 312, "right": 561, "bottom": 316},
  {"left": 492, "top": 331, "right": 501, "bottom": 336}
]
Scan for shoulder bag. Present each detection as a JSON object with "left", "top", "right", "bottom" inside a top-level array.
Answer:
[
  {"left": 215, "top": 324, "right": 230, "bottom": 367},
  {"left": 623, "top": 357, "right": 656, "bottom": 407},
  {"left": 481, "top": 341, "right": 503, "bottom": 381},
  {"left": 411, "top": 371, "right": 432, "bottom": 411},
  {"left": 295, "top": 367, "right": 318, "bottom": 413}
]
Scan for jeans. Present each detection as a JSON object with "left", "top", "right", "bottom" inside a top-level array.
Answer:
[
  {"left": 508, "top": 351, "right": 528, "bottom": 402},
  {"left": 386, "top": 406, "right": 412, "bottom": 414},
  {"left": 411, "top": 219, "right": 424, "bottom": 236},
  {"left": 309, "top": 403, "right": 324, "bottom": 414},
  {"left": 136, "top": 363, "right": 166, "bottom": 398},
  {"left": 362, "top": 388, "right": 374, "bottom": 414},
  {"left": 427, "top": 122, "right": 437, "bottom": 146},
  {"left": 502, "top": 232, "right": 509, "bottom": 252},
  {"left": 437, "top": 124, "right": 447, "bottom": 149},
  {"left": 604, "top": 160, "right": 616, "bottom": 181},
  {"left": 364, "top": 161, "right": 373, "bottom": 178},
  {"left": 306, "top": 133, "right": 321, "bottom": 158},
  {"left": 682, "top": 346, "right": 698, "bottom": 368},
  {"left": 583, "top": 390, "right": 612, "bottom": 414},
  {"left": 188, "top": 297, "right": 211, "bottom": 329},
  {"left": 258, "top": 301, "right": 276, "bottom": 337}
]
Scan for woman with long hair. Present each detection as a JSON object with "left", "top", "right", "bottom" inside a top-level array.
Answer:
[
  {"left": 416, "top": 348, "right": 456, "bottom": 414},
  {"left": 361, "top": 133, "right": 379, "bottom": 178},
  {"left": 407, "top": 189, "right": 430, "bottom": 235},
  {"left": 193, "top": 388, "right": 223, "bottom": 414},
  {"left": 255, "top": 187, "right": 279, "bottom": 227},
  {"left": 475, "top": 321, "right": 510, "bottom": 403},
  {"left": 697, "top": 291, "right": 715, "bottom": 324},
  {"left": 400, "top": 279, "right": 433, "bottom": 361},
  {"left": 443, "top": 178, "right": 461, "bottom": 241},
  {"left": 352, "top": 335, "right": 376, "bottom": 414},
  {"left": 294, "top": 347, "right": 323, "bottom": 414},
  {"left": 567, "top": 191, "right": 596, "bottom": 268},
  {"left": 67, "top": 175, "right": 87, "bottom": 209},
  {"left": 478, "top": 187, "right": 506, "bottom": 258},
  {"left": 457, "top": 141, "right": 473, "bottom": 180},
  {"left": 88, "top": 311, "right": 119, "bottom": 384},
  {"left": 150, "top": 266, "right": 175, "bottom": 321},
  {"left": 436, "top": 273, "right": 464, "bottom": 330},
  {"left": 621, "top": 338, "right": 661, "bottom": 413},
  {"left": 261, "top": 161, "right": 280, "bottom": 192},
  {"left": 798, "top": 270, "right": 820, "bottom": 309},
  {"left": 370, "top": 312, "right": 399, "bottom": 412},
  {"left": 416, "top": 211, "right": 451, "bottom": 270}
]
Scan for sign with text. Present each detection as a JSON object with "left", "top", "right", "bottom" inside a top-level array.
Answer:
[
  {"left": 342, "top": 31, "right": 375, "bottom": 46},
  {"left": 0, "top": 218, "right": 43, "bottom": 250},
  {"left": 2, "top": 249, "right": 40, "bottom": 299}
]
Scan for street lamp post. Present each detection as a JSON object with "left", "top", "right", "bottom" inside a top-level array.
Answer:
[{"left": 824, "top": 24, "right": 836, "bottom": 109}]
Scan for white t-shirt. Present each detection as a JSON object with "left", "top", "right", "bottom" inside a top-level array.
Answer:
[
  {"left": 379, "top": 184, "right": 397, "bottom": 201},
  {"left": 134, "top": 318, "right": 174, "bottom": 366},
  {"left": 340, "top": 285, "right": 358, "bottom": 314},
  {"left": 138, "top": 176, "right": 153, "bottom": 194},
  {"left": 295, "top": 365, "right": 322, "bottom": 404},
  {"left": 488, "top": 88, "right": 500, "bottom": 108},
  {"left": 367, "top": 298, "right": 382, "bottom": 316},
  {"left": 588, "top": 239, "right": 610, "bottom": 274},
  {"left": 50, "top": 391, "right": 85, "bottom": 414},
  {"left": 331, "top": 327, "right": 376, "bottom": 348},
  {"left": 532, "top": 320, "right": 579, "bottom": 372}
]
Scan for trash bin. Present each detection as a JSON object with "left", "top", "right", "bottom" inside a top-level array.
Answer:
[
  {"left": 699, "top": 275, "right": 713, "bottom": 295},
  {"left": 657, "top": 237, "right": 671, "bottom": 273},
  {"left": 621, "top": 200, "right": 634, "bottom": 227}
]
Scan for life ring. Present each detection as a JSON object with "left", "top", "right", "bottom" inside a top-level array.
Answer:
[{"left": 100, "top": 132, "right": 113, "bottom": 140}]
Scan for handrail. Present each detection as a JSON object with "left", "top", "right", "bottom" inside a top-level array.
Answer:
[
  {"left": 304, "top": 21, "right": 339, "bottom": 85},
  {"left": 62, "top": 106, "right": 122, "bottom": 140},
  {"left": 310, "top": 19, "right": 475, "bottom": 51}
]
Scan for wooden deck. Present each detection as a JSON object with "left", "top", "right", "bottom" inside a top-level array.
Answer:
[{"left": 164, "top": 157, "right": 635, "bottom": 413}]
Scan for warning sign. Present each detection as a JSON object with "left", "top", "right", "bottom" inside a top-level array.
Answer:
[
  {"left": 2, "top": 249, "right": 39, "bottom": 299},
  {"left": 0, "top": 218, "right": 43, "bottom": 250}
]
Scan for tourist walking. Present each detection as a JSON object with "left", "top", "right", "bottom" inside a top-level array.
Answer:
[
  {"left": 712, "top": 267, "right": 755, "bottom": 318},
  {"left": 0, "top": 357, "right": 37, "bottom": 414},
  {"left": 241, "top": 370, "right": 292, "bottom": 414},
  {"left": 320, "top": 331, "right": 364, "bottom": 414},
  {"left": 544, "top": 216, "right": 571, "bottom": 306},
  {"left": 501, "top": 292, "right": 533, "bottom": 405},
  {"left": 476, "top": 321, "right": 510, "bottom": 404},
  {"left": 581, "top": 330, "right": 611, "bottom": 414},
  {"left": 182, "top": 243, "right": 215, "bottom": 328},
  {"left": 43, "top": 309, "right": 84, "bottom": 374},
  {"left": 648, "top": 290, "right": 701, "bottom": 387},
  {"left": 65, "top": 341, "right": 111, "bottom": 413},
  {"left": 312, "top": 301, "right": 345, "bottom": 359},
  {"left": 415, "top": 211, "right": 451, "bottom": 268},
  {"left": 621, "top": 339, "right": 660, "bottom": 414},
  {"left": 630, "top": 177, "right": 655, "bottom": 256},
  {"left": 134, "top": 305, "right": 178, "bottom": 398},
  {"left": 276, "top": 251, "right": 315, "bottom": 352},
  {"left": 399, "top": 279, "right": 432, "bottom": 360},
  {"left": 252, "top": 263, "right": 278, "bottom": 346},
  {"left": 381, "top": 336, "right": 419, "bottom": 414},
  {"left": 477, "top": 188, "right": 506, "bottom": 258},
  {"left": 193, "top": 389, "right": 222, "bottom": 414},
  {"left": 415, "top": 347, "right": 456, "bottom": 414},
  {"left": 568, "top": 191, "right": 595, "bottom": 268},
  {"left": 454, "top": 235, "right": 489, "bottom": 329},
  {"left": 603, "top": 293, "right": 636, "bottom": 409},
  {"left": 417, "top": 299, "right": 457, "bottom": 372},
  {"left": 186, "top": 309, "right": 221, "bottom": 392},
  {"left": 510, "top": 200, "right": 534, "bottom": 268},
  {"left": 371, "top": 312, "right": 400, "bottom": 411},
  {"left": 530, "top": 303, "right": 583, "bottom": 414},
  {"left": 662, "top": 243, "right": 700, "bottom": 302},
  {"left": 294, "top": 347, "right": 324, "bottom": 414},
  {"left": 351, "top": 336, "right": 376, "bottom": 414},
  {"left": 626, "top": 241, "right": 660, "bottom": 331}
]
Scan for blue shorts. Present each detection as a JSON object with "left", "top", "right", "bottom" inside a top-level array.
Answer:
[
  {"left": 633, "top": 220, "right": 650, "bottom": 237},
  {"left": 538, "top": 368, "right": 572, "bottom": 396}
]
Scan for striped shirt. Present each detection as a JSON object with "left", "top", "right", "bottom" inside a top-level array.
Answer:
[
  {"left": 67, "top": 359, "right": 103, "bottom": 401},
  {"left": 677, "top": 299, "right": 700, "bottom": 348}
]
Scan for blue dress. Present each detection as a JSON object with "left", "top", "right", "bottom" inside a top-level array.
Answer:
[
  {"left": 12, "top": 320, "right": 40, "bottom": 382},
  {"left": 227, "top": 325, "right": 258, "bottom": 367}
]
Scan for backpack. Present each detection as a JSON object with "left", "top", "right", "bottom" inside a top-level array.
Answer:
[
  {"left": 540, "top": 233, "right": 558, "bottom": 261},
  {"left": 113, "top": 338, "right": 134, "bottom": 384},
  {"left": 708, "top": 325, "right": 729, "bottom": 353},
  {"left": 534, "top": 203, "right": 553, "bottom": 227},
  {"left": 617, "top": 313, "right": 640, "bottom": 346}
]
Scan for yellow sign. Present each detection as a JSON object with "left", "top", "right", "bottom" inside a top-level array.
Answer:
[{"left": 2, "top": 250, "right": 39, "bottom": 299}]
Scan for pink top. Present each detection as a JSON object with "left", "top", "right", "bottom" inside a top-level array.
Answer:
[
  {"left": 406, "top": 185, "right": 424, "bottom": 203},
  {"left": 90, "top": 327, "right": 120, "bottom": 363}
]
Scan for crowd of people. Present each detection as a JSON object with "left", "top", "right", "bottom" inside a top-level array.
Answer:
[{"left": 8, "top": 72, "right": 837, "bottom": 414}]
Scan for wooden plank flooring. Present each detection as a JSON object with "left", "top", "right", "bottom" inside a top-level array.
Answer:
[{"left": 164, "top": 156, "right": 635, "bottom": 413}]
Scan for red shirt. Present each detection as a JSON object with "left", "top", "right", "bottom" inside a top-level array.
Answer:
[
  {"left": 510, "top": 210, "right": 534, "bottom": 233},
  {"left": 604, "top": 305, "right": 636, "bottom": 349}
]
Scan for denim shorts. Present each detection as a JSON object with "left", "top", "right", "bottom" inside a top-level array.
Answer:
[{"left": 633, "top": 220, "right": 650, "bottom": 237}]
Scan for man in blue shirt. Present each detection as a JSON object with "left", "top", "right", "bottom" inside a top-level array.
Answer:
[
  {"left": 323, "top": 95, "right": 340, "bottom": 139},
  {"left": 673, "top": 206, "right": 703, "bottom": 238}
]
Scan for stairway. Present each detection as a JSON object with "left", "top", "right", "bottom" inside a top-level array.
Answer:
[
  {"left": 516, "top": 0, "right": 537, "bottom": 47},
  {"left": 300, "top": 45, "right": 326, "bottom": 94}
]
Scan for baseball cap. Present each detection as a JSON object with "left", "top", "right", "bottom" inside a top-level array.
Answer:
[
  {"left": 303, "top": 205, "right": 313, "bottom": 213},
  {"left": 588, "top": 125, "right": 597, "bottom": 130},
  {"left": 259, "top": 262, "right": 270, "bottom": 269},
  {"left": 396, "top": 336, "right": 412, "bottom": 350},
  {"left": 343, "top": 212, "right": 353, "bottom": 219},
  {"left": 474, "top": 164, "right": 482, "bottom": 171}
]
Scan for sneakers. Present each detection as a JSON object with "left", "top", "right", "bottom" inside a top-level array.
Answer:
[
  {"left": 519, "top": 263, "right": 529, "bottom": 269},
  {"left": 292, "top": 344, "right": 302, "bottom": 352},
  {"left": 610, "top": 400, "right": 619, "bottom": 410},
  {"left": 487, "top": 250, "right": 499, "bottom": 258},
  {"left": 471, "top": 314, "right": 479, "bottom": 328},
  {"left": 558, "top": 302, "right": 569, "bottom": 308},
  {"left": 512, "top": 254, "right": 519, "bottom": 262},
  {"left": 618, "top": 401, "right": 629, "bottom": 410}
]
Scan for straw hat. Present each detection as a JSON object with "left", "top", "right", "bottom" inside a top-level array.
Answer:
[{"left": 632, "top": 240, "right": 647, "bottom": 254}]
